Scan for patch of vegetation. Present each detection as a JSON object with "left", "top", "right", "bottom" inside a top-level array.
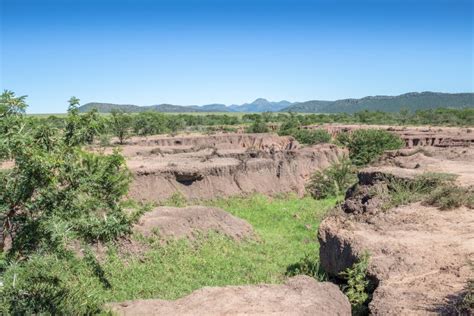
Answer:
[
  {"left": 161, "top": 191, "right": 188, "bottom": 207},
  {"left": 306, "top": 158, "right": 357, "bottom": 199},
  {"left": 0, "top": 91, "right": 143, "bottom": 314},
  {"left": 339, "top": 252, "right": 372, "bottom": 316},
  {"left": 245, "top": 117, "right": 269, "bottom": 133},
  {"left": 337, "top": 129, "right": 404, "bottom": 166},
  {"left": 285, "top": 253, "right": 327, "bottom": 281},
  {"left": 457, "top": 277, "right": 473, "bottom": 315},
  {"left": 100, "top": 194, "right": 337, "bottom": 302},
  {"left": 289, "top": 128, "right": 332, "bottom": 145},
  {"left": 379, "top": 172, "right": 473, "bottom": 211},
  {"left": 424, "top": 185, "right": 474, "bottom": 210}
]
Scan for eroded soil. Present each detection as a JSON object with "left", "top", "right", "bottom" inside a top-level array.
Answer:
[
  {"left": 133, "top": 206, "right": 255, "bottom": 241},
  {"left": 319, "top": 146, "right": 474, "bottom": 315},
  {"left": 114, "top": 133, "right": 346, "bottom": 202},
  {"left": 108, "top": 275, "right": 351, "bottom": 316}
]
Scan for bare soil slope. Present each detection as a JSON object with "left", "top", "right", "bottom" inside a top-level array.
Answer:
[
  {"left": 319, "top": 147, "right": 474, "bottom": 315},
  {"left": 117, "top": 133, "right": 345, "bottom": 202},
  {"left": 365, "top": 147, "right": 474, "bottom": 186},
  {"left": 133, "top": 206, "right": 254, "bottom": 241},
  {"left": 108, "top": 275, "right": 351, "bottom": 316}
]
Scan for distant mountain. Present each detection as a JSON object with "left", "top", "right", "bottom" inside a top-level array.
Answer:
[
  {"left": 77, "top": 92, "right": 474, "bottom": 114},
  {"left": 78, "top": 98, "right": 293, "bottom": 113},
  {"left": 229, "top": 98, "right": 292, "bottom": 112},
  {"left": 282, "top": 92, "right": 474, "bottom": 113},
  {"left": 77, "top": 102, "right": 144, "bottom": 113}
]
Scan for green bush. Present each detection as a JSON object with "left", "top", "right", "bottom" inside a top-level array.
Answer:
[
  {"left": 338, "top": 129, "right": 404, "bottom": 166},
  {"left": 1, "top": 255, "right": 103, "bottom": 315},
  {"left": 246, "top": 118, "right": 269, "bottom": 133},
  {"left": 306, "top": 158, "right": 357, "bottom": 199},
  {"left": 339, "top": 252, "right": 371, "bottom": 316},
  {"left": 291, "top": 129, "right": 332, "bottom": 145}
]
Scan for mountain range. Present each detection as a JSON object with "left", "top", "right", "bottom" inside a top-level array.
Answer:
[{"left": 77, "top": 92, "right": 474, "bottom": 113}]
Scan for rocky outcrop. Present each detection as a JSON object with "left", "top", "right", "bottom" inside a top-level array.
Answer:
[
  {"left": 108, "top": 275, "right": 351, "bottom": 316},
  {"left": 318, "top": 149, "right": 474, "bottom": 315}
]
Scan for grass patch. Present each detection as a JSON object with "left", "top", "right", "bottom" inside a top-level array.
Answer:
[
  {"left": 101, "top": 194, "right": 337, "bottom": 301},
  {"left": 381, "top": 172, "right": 473, "bottom": 211}
]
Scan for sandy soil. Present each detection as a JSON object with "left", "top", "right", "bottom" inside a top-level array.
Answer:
[
  {"left": 108, "top": 276, "right": 351, "bottom": 316},
  {"left": 133, "top": 206, "right": 255, "bottom": 241}
]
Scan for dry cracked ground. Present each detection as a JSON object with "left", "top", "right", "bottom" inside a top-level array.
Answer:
[{"left": 98, "top": 128, "right": 473, "bottom": 315}]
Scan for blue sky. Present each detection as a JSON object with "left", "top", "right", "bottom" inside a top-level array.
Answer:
[{"left": 1, "top": 0, "right": 472, "bottom": 113}]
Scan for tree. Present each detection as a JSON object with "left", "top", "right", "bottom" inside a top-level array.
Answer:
[
  {"left": 110, "top": 110, "right": 132, "bottom": 144},
  {"left": 64, "top": 97, "right": 103, "bottom": 145},
  {"left": 0, "top": 95, "right": 136, "bottom": 256}
]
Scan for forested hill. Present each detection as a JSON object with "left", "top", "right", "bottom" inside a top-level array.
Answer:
[
  {"left": 78, "top": 98, "right": 291, "bottom": 113},
  {"left": 281, "top": 92, "right": 474, "bottom": 113},
  {"left": 78, "top": 92, "right": 474, "bottom": 113}
]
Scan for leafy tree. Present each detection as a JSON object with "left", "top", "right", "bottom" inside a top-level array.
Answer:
[
  {"left": 110, "top": 110, "right": 132, "bottom": 144},
  {"left": 0, "top": 90, "right": 28, "bottom": 160},
  {"left": 0, "top": 92, "right": 141, "bottom": 314},
  {"left": 64, "top": 97, "right": 103, "bottom": 145}
]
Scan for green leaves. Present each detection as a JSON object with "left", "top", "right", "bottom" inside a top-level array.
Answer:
[
  {"left": 340, "top": 252, "right": 371, "bottom": 316},
  {"left": 337, "top": 129, "right": 404, "bottom": 166},
  {"left": 307, "top": 158, "right": 357, "bottom": 199}
]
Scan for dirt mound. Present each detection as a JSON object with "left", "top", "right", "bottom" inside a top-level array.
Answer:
[
  {"left": 108, "top": 275, "right": 351, "bottom": 316},
  {"left": 122, "top": 134, "right": 345, "bottom": 202},
  {"left": 133, "top": 206, "right": 254, "bottom": 241},
  {"left": 318, "top": 155, "right": 474, "bottom": 314}
]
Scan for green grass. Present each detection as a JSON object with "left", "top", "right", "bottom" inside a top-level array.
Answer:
[
  {"left": 2, "top": 193, "right": 338, "bottom": 313},
  {"left": 100, "top": 194, "right": 338, "bottom": 301}
]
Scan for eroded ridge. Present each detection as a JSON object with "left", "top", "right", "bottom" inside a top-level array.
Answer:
[
  {"left": 318, "top": 147, "right": 474, "bottom": 315},
  {"left": 119, "top": 133, "right": 345, "bottom": 202}
]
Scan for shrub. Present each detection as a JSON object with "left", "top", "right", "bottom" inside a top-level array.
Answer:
[
  {"left": 424, "top": 185, "right": 474, "bottom": 210},
  {"left": 291, "top": 129, "right": 332, "bottom": 145},
  {"left": 339, "top": 129, "right": 404, "bottom": 166},
  {"left": 339, "top": 252, "right": 372, "bottom": 316},
  {"left": 246, "top": 118, "right": 269, "bottom": 133},
  {"left": 1, "top": 255, "right": 103, "bottom": 315},
  {"left": 307, "top": 158, "right": 357, "bottom": 199}
]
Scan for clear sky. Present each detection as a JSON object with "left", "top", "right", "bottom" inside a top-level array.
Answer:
[{"left": 1, "top": 0, "right": 473, "bottom": 113}]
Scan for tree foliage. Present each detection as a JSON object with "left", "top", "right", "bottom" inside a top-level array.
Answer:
[
  {"left": 337, "top": 129, "right": 404, "bottom": 165},
  {"left": 0, "top": 91, "right": 141, "bottom": 314}
]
